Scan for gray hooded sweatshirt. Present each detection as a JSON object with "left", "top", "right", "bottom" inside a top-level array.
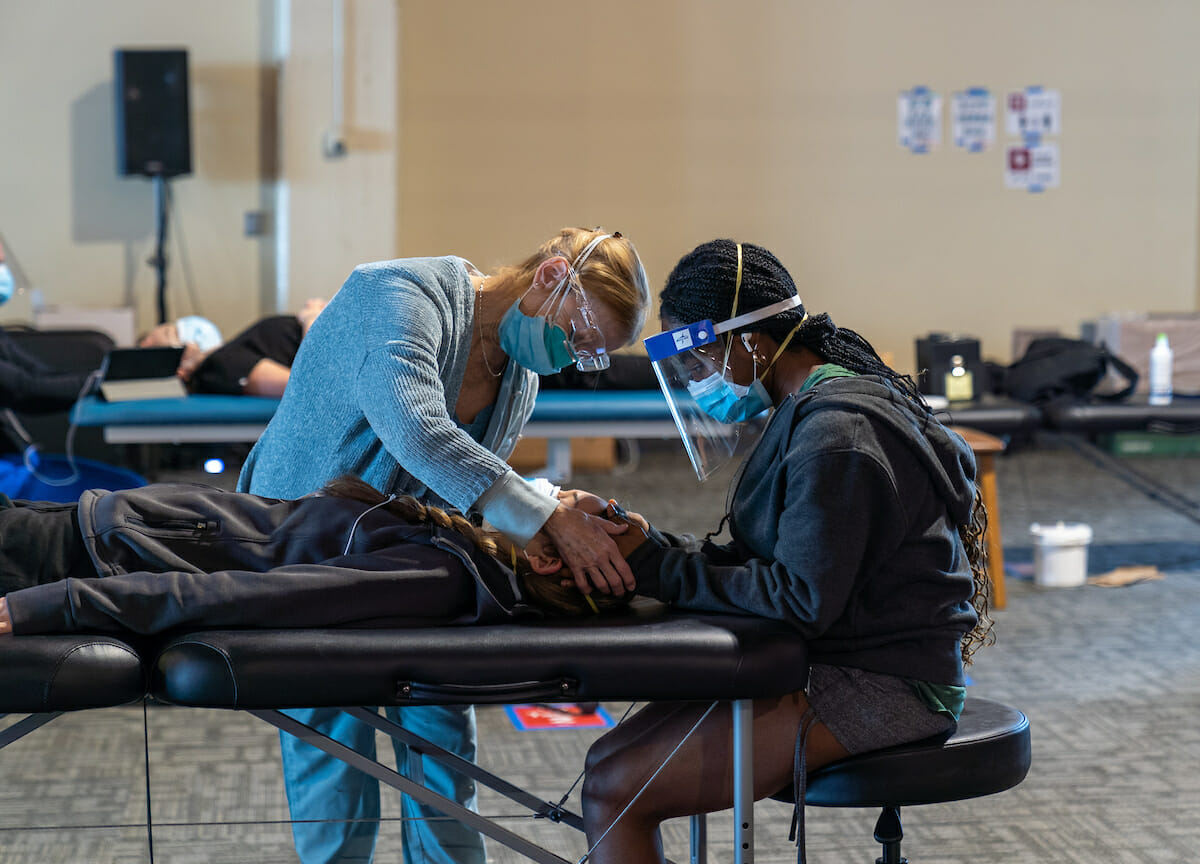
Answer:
[{"left": 630, "top": 375, "right": 979, "bottom": 686}]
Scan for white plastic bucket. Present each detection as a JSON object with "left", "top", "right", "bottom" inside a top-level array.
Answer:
[{"left": 1030, "top": 522, "right": 1092, "bottom": 588}]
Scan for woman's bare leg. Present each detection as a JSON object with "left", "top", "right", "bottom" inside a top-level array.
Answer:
[{"left": 582, "top": 691, "right": 848, "bottom": 864}]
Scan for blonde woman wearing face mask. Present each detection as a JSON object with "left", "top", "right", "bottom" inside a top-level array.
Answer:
[{"left": 237, "top": 227, "right": 650, "bottom": 864}]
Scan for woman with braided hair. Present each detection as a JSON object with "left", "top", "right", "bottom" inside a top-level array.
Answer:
[
  {"left": 0, "top": 475, "right": 628, "bottom": 638},
  {"left": 579, "top": 239, "right": 993, "bottom": 864}
]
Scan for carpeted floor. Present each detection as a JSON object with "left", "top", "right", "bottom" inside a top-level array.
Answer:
[{"left": 1, "top": 435, "right": 1198, "bottom": 863}]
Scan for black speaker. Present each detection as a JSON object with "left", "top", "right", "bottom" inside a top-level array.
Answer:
[{"left": 114, "top": 48, "right": 192, "bottom": 178}]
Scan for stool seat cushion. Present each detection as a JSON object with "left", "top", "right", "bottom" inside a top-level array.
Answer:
[{"left": 798, "top": 697, "right": 1031, "bottom": 808}]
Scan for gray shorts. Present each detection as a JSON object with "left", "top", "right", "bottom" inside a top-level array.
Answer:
[{"left": 806, "top": 663, "right": 955, "bottom": 755}]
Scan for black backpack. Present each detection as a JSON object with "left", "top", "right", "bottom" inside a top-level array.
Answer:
[{"left": 1002, "top": 337, "right": 1138, "bottom": 404}]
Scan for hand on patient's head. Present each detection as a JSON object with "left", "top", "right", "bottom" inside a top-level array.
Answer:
[
  {"left": 516, "top": 537, "right": 632, "bottom": 617},
  {"left": 542, "top": 505, "right": 634, "bottom": 597}
]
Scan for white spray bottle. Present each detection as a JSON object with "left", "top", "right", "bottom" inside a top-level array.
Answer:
[{"left": 1148, "top": 332, "right": 1173, "bottom": 406}]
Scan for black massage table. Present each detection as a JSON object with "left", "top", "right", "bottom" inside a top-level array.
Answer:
[
  {"left": 1, "top": 612, "right": 1031, "bottom": 863},
  {"left": 1041, "top": 396, "right": 1200, "bottom": 434},
  {"left": 1, "top": 610, "right": 809, "bottom": 864}
]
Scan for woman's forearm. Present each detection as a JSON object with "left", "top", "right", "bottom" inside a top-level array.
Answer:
[{"left": 0, "top": 597, "right": 12, "bottom": 636}]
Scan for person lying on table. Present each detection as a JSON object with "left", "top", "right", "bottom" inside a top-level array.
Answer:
[
  {"left": 569, "top": 239, "right": 996, "bottom": 864},
  {"left": 0, "top": 475, "right": 628, "bottom": 637},
  {"left": 139, "top": 301, "right": 328, "bottom": 397},
  {"left": 183, "top": 298, "right": 328, "bottom": 396}
]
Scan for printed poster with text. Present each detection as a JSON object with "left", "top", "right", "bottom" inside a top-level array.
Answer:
[
  {"left": 898, "top": 87, "right": 941, "bottom": 153},
  {"left": 952, "top": 88, "right": 995, "bottom": 152}
]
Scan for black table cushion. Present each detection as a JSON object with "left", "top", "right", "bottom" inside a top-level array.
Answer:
[
  {"left": 0, "top": 635, "right": 145, "bottom": 713},
  {"left": 151, "top": 612, "right": 810, "bottom": 709}
]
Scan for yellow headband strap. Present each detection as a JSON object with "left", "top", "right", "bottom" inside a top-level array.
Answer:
[
  {"left": 722, "top": 243, "right": 745, "bottom": 371},
  {"left": 755, "top": 313, "right": 809, "bottom": 382},
  {"left": 584, "top": 594, "right": 600, "bottom": 614}
]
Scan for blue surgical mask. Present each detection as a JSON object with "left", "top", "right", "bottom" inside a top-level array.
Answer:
[
  {"left": 0, "top": 263, "right": 13, "bottom": 306},
  {"left": 687, "top": 371, "right": 771, "bottom": 424},
  {"left": 497, "top": 300, "right": 575, "bottom": 375}
]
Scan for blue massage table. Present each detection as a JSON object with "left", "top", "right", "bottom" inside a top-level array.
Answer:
[
  {"left": 71, "top": 391, "right": 1044, "bottom": 482},
  {"left": 70, "top": 391, "right": 680, "bottom": 448},
  {"left": 71, "top": 391, "right": 684, "bottom": 482}
]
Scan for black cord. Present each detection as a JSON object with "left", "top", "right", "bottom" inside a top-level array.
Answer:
[
  {"left": 143, "top": 700, "right": 155, "bottom": 864},
  {"left": 165, "top": 182, "right": 203, "bottom": 319}
]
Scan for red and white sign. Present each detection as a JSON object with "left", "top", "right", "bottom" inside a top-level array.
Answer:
[
  {"left": 1005, "top": 143, "right": 1060, "bottom": 191},
  {"left": 505, "top": 704, "right": 614, "bottom": 731}
]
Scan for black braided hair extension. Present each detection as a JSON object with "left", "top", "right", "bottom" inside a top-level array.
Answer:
[{"left": 660, "top": 239, "right": 928, "bottom": 412}]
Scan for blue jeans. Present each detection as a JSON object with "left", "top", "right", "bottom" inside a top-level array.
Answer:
[{"left": 280, "top": 705, "right": 485, "bottom": 864}]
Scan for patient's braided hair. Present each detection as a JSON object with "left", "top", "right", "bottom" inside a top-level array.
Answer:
[
  {"left": 664, "top": 240, "right": 994, "bottom": 662},
  {"left": 660, "top": 240, "right": 928, "bottom": 411},
  {"left": 321, "top": 476, "right": 629, "bottom": 617}
]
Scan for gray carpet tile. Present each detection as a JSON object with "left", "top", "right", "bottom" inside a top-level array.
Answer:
[{"left": 2, "top": 441, "right": 1198, "bottom": 862}]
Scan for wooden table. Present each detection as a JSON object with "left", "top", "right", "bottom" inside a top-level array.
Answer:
[{"left": 949, "top": 426, "right": 1007, "bottom": 609}]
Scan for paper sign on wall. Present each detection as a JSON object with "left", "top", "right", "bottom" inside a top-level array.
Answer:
[
  {"left": 952, "top": 88, "right": 995, "bottom": 152},
  {"left": 1005, "top": 88, "right": 1060, "bottom": 138},
  {"left": 898, "top": 86, "right": 941, "bottom": 153},
  {"left": 1005, "top": 142, "right": 1059, "bottom": 191},
  {"left": 1005, "top": 86, "right": 1061, "bottom": 192}
]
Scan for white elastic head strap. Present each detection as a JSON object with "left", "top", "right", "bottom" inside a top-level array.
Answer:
[
  {"left": 544, "top": 232, "right": 614, "bottom": 319},
  {"left": 571, "top": 232, "right": 613, "bottom": 272}
]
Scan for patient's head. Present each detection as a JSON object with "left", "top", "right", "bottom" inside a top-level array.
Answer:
[
  {"left": 321, "top": 475, "right": 631, "bottom": 617},
  {"left": 139, "top": 315, "right": 223, "bottom": 352}
]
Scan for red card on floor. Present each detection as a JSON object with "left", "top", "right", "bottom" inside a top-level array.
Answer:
[{"left": 505, "top": 703, "right": 614, "bottom": 731}]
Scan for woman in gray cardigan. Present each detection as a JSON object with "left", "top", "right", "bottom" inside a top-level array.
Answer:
[{"left": 237, "top": 227, "right": 650, "bottom": 864}]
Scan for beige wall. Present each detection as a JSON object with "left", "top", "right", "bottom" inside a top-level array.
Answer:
[
  {"left": 3, "top": 1, "right": 1199, "bottom": 371},
  {"left": 0, "top": 0, "right": 272, "bottom": 340},
  {"left": 0, "top": 0, "right": 397, "bottom": 342},
  {"left": 277, "top": 0, "right": 398, "bottom": 309},
  {"left": 399, "top": 0, "right": 1200, "bottom": 368}
]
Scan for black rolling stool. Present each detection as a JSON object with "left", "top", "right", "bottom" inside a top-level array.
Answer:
[{"left": 783, "top": 697, "right": 1031, "bottom": 863}]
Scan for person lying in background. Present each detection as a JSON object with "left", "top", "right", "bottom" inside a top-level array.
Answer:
[
  {"left": 0, "top": 474, "right": 626, "bottom": 638},
  {"left": 139, "top": 301, "right": 327, "bottom": 397},
  {"left": 185, "top": 298, "right": 327, "bottom": 396},
  {"left": 138, "top": 313, "right": 225, "bottom": 378}
]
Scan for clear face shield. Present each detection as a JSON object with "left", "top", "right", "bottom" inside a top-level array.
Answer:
[
  {"left": 644, "top": 245, "right": 804, "bottom": 480},
  {"left": 645, "top": 296, "right": 802, "bottom": 480}
]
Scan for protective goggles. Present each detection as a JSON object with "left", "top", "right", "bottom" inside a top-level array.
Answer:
[
  {"left": 643, "top": 247, "right": 802, "bottom": 480},
  {"left": 537, "top": 232, "right": 615, "bottom": 372}
]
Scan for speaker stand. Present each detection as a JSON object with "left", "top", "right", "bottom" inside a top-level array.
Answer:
[{"left": 148, "top": 174, "right": 170, "bottom": 325}]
